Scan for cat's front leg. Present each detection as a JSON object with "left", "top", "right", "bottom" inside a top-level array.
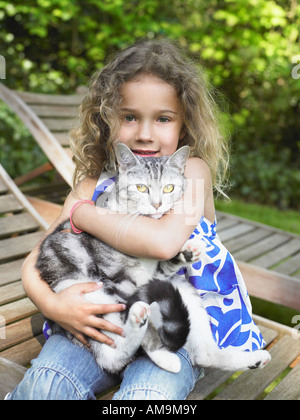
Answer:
[
  {"left": 156, "top": 237, "right": 206, "bottom": 278},
  {"left": 175, "top": 237, "right": 206, "bottom": 265}
]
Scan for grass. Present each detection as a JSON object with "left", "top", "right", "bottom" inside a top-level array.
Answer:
[
  {"left": 215, "top": 197, "right": 300, "bottom": 327},
  {"left": 215, "top": 198, "right": 300, "bottom": 235}
]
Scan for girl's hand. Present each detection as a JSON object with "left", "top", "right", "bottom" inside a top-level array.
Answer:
[{"left": 48, "top": 282, "right": 126, "bottom": 348}]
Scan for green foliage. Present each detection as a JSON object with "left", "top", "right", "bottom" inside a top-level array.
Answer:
[
  {"left": 0, "top": 0, "right": 299, "bottom": 208},
  {"left": 0, "top": 102, "right": 48, "bottom": 176}
]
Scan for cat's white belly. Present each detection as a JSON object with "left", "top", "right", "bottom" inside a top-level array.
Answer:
[{"left": 135, "top": 258, "right": 158, "bottom": 286}]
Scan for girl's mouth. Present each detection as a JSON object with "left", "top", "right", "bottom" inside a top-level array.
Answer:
[{"left": 132, "top": 150, "right": 159, "bottom": 157}]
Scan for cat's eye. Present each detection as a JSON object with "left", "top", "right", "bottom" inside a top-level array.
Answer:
[
  {"left": 136, "top": 184, "right": 148, "bottom": 193},
  {"left": 163, "top": 184, "right": 174, "bottom": 193}
]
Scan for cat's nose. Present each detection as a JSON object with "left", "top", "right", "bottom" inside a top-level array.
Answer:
[{"left": 153, "top": 203, "right": 161, "bottom": 210}]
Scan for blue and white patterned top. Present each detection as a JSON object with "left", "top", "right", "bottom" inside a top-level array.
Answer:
[{"left": 179, "top": 216, "right": 265, "bottom": 351}]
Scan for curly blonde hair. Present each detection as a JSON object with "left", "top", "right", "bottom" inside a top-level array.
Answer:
[{"left": 70, "top": 38, "right": 229, "bottom": 195}]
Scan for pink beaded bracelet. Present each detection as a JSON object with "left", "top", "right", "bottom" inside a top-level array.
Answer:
[{"left": 70, "top": 199, "right": 94, "bottom": 234}]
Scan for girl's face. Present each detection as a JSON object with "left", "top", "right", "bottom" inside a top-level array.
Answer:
[{"left": 117, "top": 74, "right": 184, "bottom": 157}]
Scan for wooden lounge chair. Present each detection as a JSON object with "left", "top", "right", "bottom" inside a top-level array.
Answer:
[
  {"left": 0, "top": 83, "right": 84, "bottom": 187},
  {"left": 0, "top": 160, "right": 300, "bottom": 399},
  {"left": 0, "top": 163, "right": 53, "bottom": 397}
]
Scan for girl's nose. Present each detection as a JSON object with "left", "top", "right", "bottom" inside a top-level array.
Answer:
[{"left": 136, "top": 121, "right": 154, "bottom": 142}]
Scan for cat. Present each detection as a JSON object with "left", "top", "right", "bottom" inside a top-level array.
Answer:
[{"left": 36, "top": 143, "right": 271, "bottom": 374}]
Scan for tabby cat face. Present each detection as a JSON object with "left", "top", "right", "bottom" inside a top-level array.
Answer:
[{"left": 115, "top": 143, "right": 189, "bottom": 218}]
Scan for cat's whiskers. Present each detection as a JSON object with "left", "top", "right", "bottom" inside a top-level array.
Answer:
[{"left": 115, "top": 211, "right": 141, "bottom": 247}]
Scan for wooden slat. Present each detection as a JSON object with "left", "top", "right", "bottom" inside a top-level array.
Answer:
[
  {"left": 0, "top": 165, "right": 49, "bottom": 230},
  {"left": 215, "top": 212, "right": 225, "bottom": 222},
  {"left": 187, "top": 323, "right": 278, "bottom": 400},
  {"left": 14, "top": 162, "right": 54, "bottom": 186},
  {"left": 0, "top": 298, "right": 38, "bottom": 325},
  {"left": 0, "top": 334, "right": 45, "bottom": 366},
  {"left": 224, "top": 228, "right": 270, "bottom": 254},
  {"left": 0, "top": 259, "right": 24, "bottom": 286},
  {"left": 0, "top": 357, "right": 27, "bottom": 400},
  {"left": 265, "top": 361, "right": 300, "bottom": 400},
  {"left": 15, "top": 91, "right": 84, "bottom": 106},
  {"left": 55, "top": 132, "right": 70, "bottom": 146},
  {"left": 252, "top": 238, "right": 300, "bottom": 269},
  {"left": 0, "top": 231, "right": 44, "bottom": 263},
  {"left": 26, "top": 196, "right": 62, "bottom": 226},
  {"left": 239, "top": 261, "right": 300, "bottom": 312},
  {"left": 275, "top": 251, "right": 300, "bottom": 277},
  {"left": 0, "top": 314, "right": 44, "bottom": 352},
  {"left": 217, "top": 217, "right": 238, "bottom": 231},
  {"left": 253, "top": 314, "right": 296, "bottom": 337},
  {"left": 0, "top": 282, "right": 26, "bottom": 306},
  {"left": 218, "top": 223, "right": 254, "bottom": 242},
  {"left": 0, "top": 213, "right": 39, "bottom": 238},
  {"left": 0, "top": 194, "right": 23, "bottom": 214},
  {"left": 234, "top": 233, "right": 289, "bottom": 261},
  {"left": 30, "top": 104, "right": 78, "bottom": 118},
  {"left": 214, "top": 334, "right": 300, "bottom": 400},
  {"left": 0, "top": 179, "right": 8, "bottom": 194},
  {"left": 187, "top": 368, "right": 234, "bottom": 400},
  {"left": 41, "top": 118, "right": 74, "bottom": 132},
  {"left": 216, "top": 210, "right": 300, "bottom": 239},
  {"left": 65, "top": 147, "right": 73, "bottom": 158}
]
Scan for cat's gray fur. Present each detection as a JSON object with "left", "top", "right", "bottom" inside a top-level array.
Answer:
[{"left": 36, "top": 143, "right": 271, "bottom": 374}]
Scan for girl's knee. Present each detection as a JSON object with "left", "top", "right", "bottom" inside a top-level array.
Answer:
[
  {"left": 9, "top": 366, "right": 83, "bottom": 400},
  {"left": 113, "top": 383, "right": 171, "bottom": 400},
  {"left": 113, "top": 349, "right": 202, "bottom": 401}
]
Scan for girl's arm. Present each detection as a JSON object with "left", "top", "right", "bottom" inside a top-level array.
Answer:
[
  {"left": 73, "top": 157, "right": 215, "bottom": 260},
  {"left": 22, "top": 188, "right": 126, "bottom": 347}
]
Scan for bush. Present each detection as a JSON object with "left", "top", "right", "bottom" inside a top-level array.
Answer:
[
  {"left": 230, "top": 144, "right": 300, "bottom": 210},
  {"left": 0, "top": 0, "right": 299, "bottom": 209},
  {"left": 0, "top": 103, "right": 50, "bottom": 179}
]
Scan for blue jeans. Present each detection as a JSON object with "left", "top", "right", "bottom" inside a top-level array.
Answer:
[{"left": 8, "top": 333, "right": 203, "bottom": 400}]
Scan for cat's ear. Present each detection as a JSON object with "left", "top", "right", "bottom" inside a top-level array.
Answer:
[
  {"left": 115, "top": 143, "right": 139, "bottom": 171},
  {"left": 166, "top": 146, "right": 190, "bottom": 173}
]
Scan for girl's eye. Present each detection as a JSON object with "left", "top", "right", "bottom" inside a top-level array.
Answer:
[
  {"left": 158, "top": 116, "right": 170, "bottom": 123},
  {"left": 124, "top": 115, "right": 136, "bottom": 122},
  {"left": 136, "top": 184, "right": 148, "bottom": 193},
  {"left": 163, "top": 184, "right": 174, "bottom": 193}
]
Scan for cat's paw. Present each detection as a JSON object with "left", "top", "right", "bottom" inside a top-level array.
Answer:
[
  {"left": 177, "top": 238, "right": 206, "bottom": 264},
  {"left": 247, "top": 350, "right": 271, "bottom": 370},
  {"left": 128, "top": 301, "right": 150, "bottom": 329},
  {"left": 147, "top": 349, "right": 181, "bottom": 373}
]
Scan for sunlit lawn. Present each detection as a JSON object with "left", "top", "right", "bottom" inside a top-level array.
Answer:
[{"left": 215, "top": 198, "right": 300, "bottom": 235}]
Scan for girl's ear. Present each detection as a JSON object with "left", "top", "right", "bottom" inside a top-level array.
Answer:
[
  {"left": 115, "top": 143, "right": 139, "bottom": 171},
  {"left": 179, "top": 125, "right": 186, "bottom": 140},
  {"left": 166, "top": 146, "right": 190, "bottom": 173}
]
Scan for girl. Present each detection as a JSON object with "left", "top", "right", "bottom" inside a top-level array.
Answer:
[{"left": 8, "top": 38, "right": 265, "bottom": 400}]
